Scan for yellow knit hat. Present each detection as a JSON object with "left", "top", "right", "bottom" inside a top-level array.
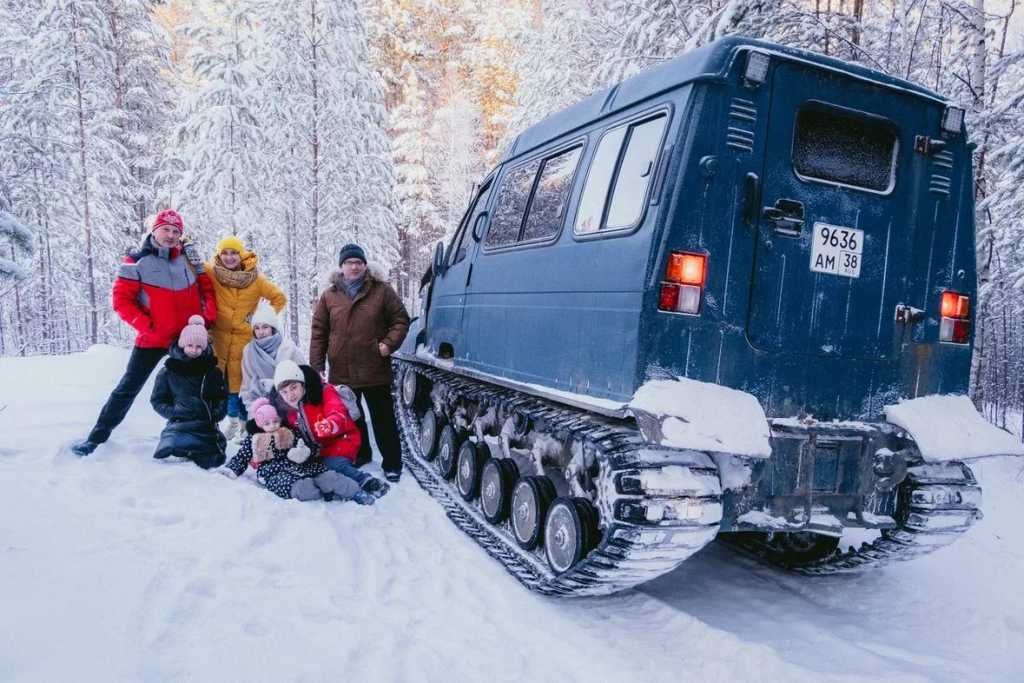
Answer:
[{"left": 215, "top": 235, "right": 246, "bottom": 255}]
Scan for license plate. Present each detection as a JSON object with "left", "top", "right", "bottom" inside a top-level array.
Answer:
[{"left": 810, "top": 222, "right": 863, "bottom": 278}]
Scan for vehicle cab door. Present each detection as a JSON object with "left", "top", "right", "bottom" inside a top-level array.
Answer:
[{"left": 427, "top": 177, "right": 494, "bottom": 357}]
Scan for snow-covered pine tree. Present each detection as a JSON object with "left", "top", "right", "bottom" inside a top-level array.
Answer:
[
  {"left": 171, "top": 0, "right": 266, "bottom": 245},
  {"left": 430, "top": 67, "right": 486, "bottom": 231},
  {"left": 460, "top": 1, "right": 531, "bottom": 161},
  {"left": 10, "top": 0, "right": 142, "bottom": 345},
  {"left": 0, "top": 194, "right": 34, "bottom": 285},
  {"left": 503, "top": 0, "right": 613, "bottom": 139},
  {"left": 391, "top": 63, "right": 442, "bottom": 305},
  {"left": 255, "top": 0, "right": 398, "bottom": 345},
  {"left": 102, "top": 0, "right": 175, "bottom": 240}
]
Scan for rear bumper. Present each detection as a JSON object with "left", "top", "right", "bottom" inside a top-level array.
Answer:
[{"left": 720, "top": 418, "right": 912, "bottom": 533}]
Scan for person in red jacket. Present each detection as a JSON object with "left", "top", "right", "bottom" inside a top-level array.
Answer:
[
  {"left": 267, "top": 360, "right": 389, "bottom": 498},
  {"left": 72, "top": 209, "right": 217, "bottom": 456}
]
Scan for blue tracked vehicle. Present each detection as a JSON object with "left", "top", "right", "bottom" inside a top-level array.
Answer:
[{"left": 391, "top": 37, "right": 1005, "bottom": 596}]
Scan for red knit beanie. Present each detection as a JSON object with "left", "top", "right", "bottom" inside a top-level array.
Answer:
[
  {"left": 152, "top": 209, "right": 184, "bottom": 232},
  {"left": 178, "top": 315, "right": 208, "bottom": 350}
]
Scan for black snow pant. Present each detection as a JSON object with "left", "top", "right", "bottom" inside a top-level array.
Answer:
[
  {"left": 87, "top": 346, "right": 167, "bottom": 444},
  {"left": 352, "top": 384, "right": 402, "bottom": 474}
]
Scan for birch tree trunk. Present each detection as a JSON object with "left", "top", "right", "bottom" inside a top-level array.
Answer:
[
  {"left": 308, "top": 0, "right": 323, "bottom": 309},
  {"left": 71, "top": 4, "right": 98, "bottom": 344}
]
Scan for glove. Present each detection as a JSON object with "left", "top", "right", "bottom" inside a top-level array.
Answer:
[
  {"left": 313, "top": 418, "right": 339, "bottom": 438},
  {"left": 216, "top": 466, "right": 238, "bottom": 479},
  {"left": 180, "top": 240, "right": 204, "bottom": 269},
  {"left": 287, "top": 441, "right": 311, "bottom": 464}
]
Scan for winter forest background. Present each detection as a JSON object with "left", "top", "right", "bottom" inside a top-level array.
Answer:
[{"left": 2, "top": 0, "right": 1024, "bottom": 427}]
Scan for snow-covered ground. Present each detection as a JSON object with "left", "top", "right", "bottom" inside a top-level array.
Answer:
[{"left": 2, "top": 346, "right": 1023, "bottom": 682}]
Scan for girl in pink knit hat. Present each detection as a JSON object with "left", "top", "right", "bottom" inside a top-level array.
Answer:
[{"left": 149, "top": 316, "right": 229, "bottom": 468}]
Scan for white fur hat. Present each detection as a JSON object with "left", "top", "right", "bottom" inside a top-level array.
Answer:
[
  {"left": 273, "top": 360, "right": 304, "bottom": 389},
  {"left": 251, "top": 299, "right": 280, "bottom": 332}
]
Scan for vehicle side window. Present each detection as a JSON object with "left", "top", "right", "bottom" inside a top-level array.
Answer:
[
  {"left": 575, "top": 113, "right": 667, "bottom": 235},
  {"left": 521, "top": 145, "right": 583, "bottom": 243},
  {"left": 605, "top": 115, "right": 668, "bottom": 230},
  {"left": 574, "top": 126, "right": 627, "bottom": 234},
  {"left": 485, "top": 159, "right": 542, "bottom": 249},
  {"left": 450, "top": 181, "right": 492, "bottom": 265}
]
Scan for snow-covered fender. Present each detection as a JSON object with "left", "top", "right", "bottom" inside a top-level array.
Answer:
[
  {"left": 884, "top": 394, "right": 1024, "bottom": 463},
  {"left": 627, "top": 378, "right": 773, "bottom": 458}
]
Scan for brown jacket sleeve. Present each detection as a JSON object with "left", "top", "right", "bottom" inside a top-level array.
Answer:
[
  {"left": 309, "top": 293, "right": 331, "bottom": 374},
  {"left": 380, "top": 284, "right": 410, "bottom": 352}
]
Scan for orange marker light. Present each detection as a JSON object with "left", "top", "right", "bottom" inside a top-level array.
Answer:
[
  {"left": 940, "top": 291, "right": 970, "bottom": 320},
  {"left": 666, "top": 252, "right": 706, "bottom": 286}
]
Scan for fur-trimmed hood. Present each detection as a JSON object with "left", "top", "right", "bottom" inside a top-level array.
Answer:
[{"left": 327, "top": 264, "right": 388, "bottom": 292}]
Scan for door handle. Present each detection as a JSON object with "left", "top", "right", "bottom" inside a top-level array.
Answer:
[{"left": 762, "top": 198, "right": 804, "bottom": 236}]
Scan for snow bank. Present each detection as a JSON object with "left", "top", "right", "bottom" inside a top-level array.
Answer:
[
  {"left": 884, "top": 394, "right": 1024, "bottom": 462},
  {"left": 630, "top": 378, "right": 771, "bottom": 458}
]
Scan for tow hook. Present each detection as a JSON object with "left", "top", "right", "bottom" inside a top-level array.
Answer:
[{"left": 873, "top": 448, "right": 909, "bottom": 492}]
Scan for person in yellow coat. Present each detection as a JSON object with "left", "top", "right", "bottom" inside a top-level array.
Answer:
[{"left": 206, "top": 235, "right": 287, "bottom": 440}]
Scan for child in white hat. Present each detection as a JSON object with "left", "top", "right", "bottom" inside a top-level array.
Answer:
[{"left": 238, "top": 300, "right": 306, "bottom": 420}]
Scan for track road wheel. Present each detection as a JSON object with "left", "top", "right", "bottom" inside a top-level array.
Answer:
[
  {"left": 419, "top": 410, "right": 441, "bottom": 461},
  {"left": 480, "top": 458, "right": 519, "bottom": 524},
  {"left": 511, "top": 476, "right": 557, "bottom": 551},
  {"left": 456, "top": 440, "right": 489, "bottom": 501},
  {"left": 435, "top": 425, "right": 459, "bottom": 479},
  {"left": 545, "top": 497, "right": 600, "bottom": 574},
  {"left": 401, "top": 366, "right": 424, "bottom": 408}
]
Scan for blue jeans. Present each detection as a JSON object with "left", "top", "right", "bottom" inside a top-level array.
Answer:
[
  {"left": 227, "top": 393, "right": 248, "bottom": 420},
  {"left": 322, "top": 457, "right": 370, "bottom": 487}
]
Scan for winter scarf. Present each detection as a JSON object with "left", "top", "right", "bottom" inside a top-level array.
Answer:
[
  {"left": 212, "top": 255, "right": 258, "bottom": 289},
  {"left": 340, "top": 273, "right": 365, "bottom": 300},
  {"left": 243, "top": 332, "right": 283, "bottom": 384}
]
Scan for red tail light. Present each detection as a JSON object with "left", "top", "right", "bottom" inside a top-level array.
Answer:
[
  {"left": 659, "top": 251, "right": 706, "bottom": 315},
  {"left": 939, "top": 290, "right": 970, "bottom": 344}
]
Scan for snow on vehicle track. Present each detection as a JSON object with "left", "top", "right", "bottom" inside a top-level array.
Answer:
[{"left": 1, "top": 347, "right": 1021, "bottom": 681}]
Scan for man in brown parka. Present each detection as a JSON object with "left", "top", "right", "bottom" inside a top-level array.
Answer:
[{"left": 310, "top": 243, "right": 410, "bottom": 482}]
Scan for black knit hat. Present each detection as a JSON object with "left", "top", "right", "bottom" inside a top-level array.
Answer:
[{"left": 338, "top": 243, "right": 367, "bottom": 265}]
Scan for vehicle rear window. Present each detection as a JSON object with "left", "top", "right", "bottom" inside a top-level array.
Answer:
[
  {"left": 792, "top": 104, "right": 897, "bottom": 193},
  {"left": 521, "top": 145, "right": 582, "bottom": 242}
]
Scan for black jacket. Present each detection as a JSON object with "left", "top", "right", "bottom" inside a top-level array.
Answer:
[{"left": 150, "top": 345, "right": 228, "bottom": 461}]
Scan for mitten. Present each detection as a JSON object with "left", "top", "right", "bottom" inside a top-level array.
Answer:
[
  {"left": 287, "top": 441, "right": 311, "bottom": 464},
  {"left": 314, "top": 418, "right": 339, "bottom": 438},
  {"left": 252, "top": 433, "right": 274, "bottom": 464},
  {"left": 215, "top": 466, "right": 238, "bottom": 479},
  {"left": 273, "top": 427, "right": 294, "bottom": 451},
  {"left": 180, "top": 240, "right": 204, "bottom": 270}
]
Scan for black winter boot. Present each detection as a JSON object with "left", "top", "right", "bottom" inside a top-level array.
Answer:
[
  {"left": 362, "top": 477, "right": 390, "bottom": 499},
  {"left": 71, "top": 439, "right": 99, "bottom": 456}
]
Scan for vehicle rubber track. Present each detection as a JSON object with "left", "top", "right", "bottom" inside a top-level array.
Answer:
[
  {"left": 393, "top": 359, "right": 723, "bottom": 597},
  {"left": 722, "top": 460, "right": 983, "bottom": 576}
]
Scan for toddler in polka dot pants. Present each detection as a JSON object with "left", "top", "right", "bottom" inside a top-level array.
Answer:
[{"left": 218, "top": 398, "right": 375, "bottom": 504}]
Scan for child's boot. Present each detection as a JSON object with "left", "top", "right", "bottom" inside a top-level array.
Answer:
[{"left": 362, "top": 477, "right": 390, "bottom": 499}]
